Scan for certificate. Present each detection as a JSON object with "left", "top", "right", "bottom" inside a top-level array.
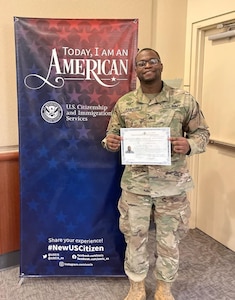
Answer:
[{"left": 120, "top": 127, "right": 171, "bottom": 165}]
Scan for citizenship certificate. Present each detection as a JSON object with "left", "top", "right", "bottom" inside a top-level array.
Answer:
[{"left": 120, "top": 127, "right": 171, "bottom": 165}]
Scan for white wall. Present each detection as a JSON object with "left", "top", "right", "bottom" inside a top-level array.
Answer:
[{"left": 154, "top": 0, "right": 187, "bottom": 82}]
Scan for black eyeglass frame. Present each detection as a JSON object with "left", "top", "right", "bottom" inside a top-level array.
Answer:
[{"left": 135, "top": 58, "right": 161, "bottom": 68}]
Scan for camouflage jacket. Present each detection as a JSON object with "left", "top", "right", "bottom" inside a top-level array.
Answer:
[{"left": 104, "top": 82, "right": 210, "bottom": 197}]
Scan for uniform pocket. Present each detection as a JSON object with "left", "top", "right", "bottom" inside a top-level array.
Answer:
[
  {"left": 118, "top": 193, "right": 130, "bottom": 236},
  {"left": 177, "top": 205, "right": 191, "bottom": 240}
]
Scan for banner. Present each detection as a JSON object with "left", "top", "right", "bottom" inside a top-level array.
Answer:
[{"left": 14, "top": 17, "right": 138, "bottom": 277}]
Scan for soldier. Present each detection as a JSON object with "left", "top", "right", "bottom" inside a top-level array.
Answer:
[{"left": 102, "top": 48, "right": 210, "bottom": 300}]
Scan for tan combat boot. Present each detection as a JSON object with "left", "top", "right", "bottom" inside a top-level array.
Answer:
[
  {"left": 154, "top": 280, "right": 175, "bottom": 300},
  {"left": 124, "top": 279, "right": 146, "bottom": 300}
]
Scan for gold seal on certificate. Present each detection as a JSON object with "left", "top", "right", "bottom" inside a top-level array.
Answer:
[{"left": 120, "top": 127, "right": 171, "bottom": 165}]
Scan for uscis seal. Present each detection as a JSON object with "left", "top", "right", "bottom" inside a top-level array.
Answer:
[{"left": 41, "top": 101, "right": 63, "bottom": 123}]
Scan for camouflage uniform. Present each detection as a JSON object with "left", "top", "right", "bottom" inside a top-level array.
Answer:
[{"left": 104, "top": 82, "right": 210, "bottom": 282}]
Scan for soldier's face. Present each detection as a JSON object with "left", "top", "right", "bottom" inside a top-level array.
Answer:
[{"left": 135, "top": 50, "right": 163, "bottom": 83}]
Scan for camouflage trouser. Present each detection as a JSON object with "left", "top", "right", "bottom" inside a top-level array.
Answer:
[{"left": 118, "top": 190, "right": 191, "bottom": 282}]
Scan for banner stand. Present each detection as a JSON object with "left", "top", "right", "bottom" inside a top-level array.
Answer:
[{"left": 14, "top": 17, "right": 138, "bottom": 278}]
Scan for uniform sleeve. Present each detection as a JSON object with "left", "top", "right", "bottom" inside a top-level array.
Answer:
[
  {"left": 106, "top": 103, "right": 125, "bottom": 136},
  {"left": 183, "top": 96, "right": 210, "bottom": 156},
  {"left": 101, "top": 102, "right": 125, "bottom": 152}
]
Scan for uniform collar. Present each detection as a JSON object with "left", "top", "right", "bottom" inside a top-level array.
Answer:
[{"left": 135, "top": 82, "right": 173, "bottom": 104}]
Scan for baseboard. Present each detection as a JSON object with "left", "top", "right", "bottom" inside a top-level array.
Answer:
[{"left": 0, "top": 250, "right": 20, "bottom": 270}]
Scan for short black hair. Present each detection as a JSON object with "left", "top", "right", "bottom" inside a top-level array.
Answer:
[{"left": 136, "top": 48, "right": 161, "bottom": 61}]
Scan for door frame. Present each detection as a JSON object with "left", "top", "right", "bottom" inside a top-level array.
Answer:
[{"left": 186, "top": 11, "right": 235, "bottom": 228}]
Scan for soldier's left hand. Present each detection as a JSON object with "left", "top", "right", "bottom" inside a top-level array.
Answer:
[{"left": 169, "top": 137, "right": 190, "bottom": 154}]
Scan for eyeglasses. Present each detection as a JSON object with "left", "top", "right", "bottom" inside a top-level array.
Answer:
[{"left": 136, "top": 58, "right": 161, "bottom": 68}]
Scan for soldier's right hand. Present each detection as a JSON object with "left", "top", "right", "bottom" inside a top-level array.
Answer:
[{"left": 106, "top": 134, "right": 122, "bottom": 151}]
